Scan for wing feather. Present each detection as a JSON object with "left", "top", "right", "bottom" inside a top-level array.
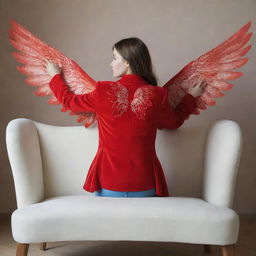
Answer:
[
  {"left": 163, "top": 22, "right": 253, "bottom": 114},
  {"left": 9, "top": 19, "right": 98, "bottom": 128}
]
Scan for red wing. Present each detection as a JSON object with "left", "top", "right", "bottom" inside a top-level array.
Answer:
[
  {"left": 8, "top": 19, "right": 98, "bottom": 128},
  {"left": 163, "top": 22, "right": 253, "bottom": 115}
]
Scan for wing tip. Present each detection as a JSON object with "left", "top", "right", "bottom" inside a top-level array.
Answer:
[
  {"left": 247, "top": 31, "right": 253, "bottom": 41},
  {"left": 9, "top": 19, "right": 17, "bottom": 26},
  {"left": 222, "top": 83, "right": 234, "bottom": 91},
  {"left": 33, "top": 91, "right": 46, "bottom": 97},
  {"left": 207, "top": 102, "right": 216, "bottom": 106},
  {"left": 246, "top": 44, "right": 252, "bottom": 52},
  {"left": 230, "top": 71, "right": 243, "bottom": 80},
  {"left": 246, "top": 21, "right": 252, "bottom": 28},
  {"left": 238, "top": 71, "right": 243, "bottom": 78},
  {"left": 9, "top": 19, "right": 21, "bottom": 30},
  {"left": 243, "top": 58, "right": 249, "bottom": 65},
  {"left": 47, "top": 98, "right": 59, "bottom": 105},
  {"left": 242, "top": 21, "right": 252, "bottom": 32},
  {"left": 16, "top": 65, "right": 25, "bottom": 74}
]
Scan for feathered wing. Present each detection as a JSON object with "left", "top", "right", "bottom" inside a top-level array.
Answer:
[
  {"left": 8, "top": 19, "right": 98, "bottom": 128},
  {"left": 163, "top": 22, "right": 253, "bottom": 118}
]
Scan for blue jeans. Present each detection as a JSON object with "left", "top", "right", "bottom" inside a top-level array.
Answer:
[{"left": 94, "top": 188, "right": 156, "bottom": 197}]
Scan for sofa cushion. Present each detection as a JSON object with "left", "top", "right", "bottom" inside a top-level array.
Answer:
[{"left": 11, "top": 195, "right": 239, "bottom": 245}]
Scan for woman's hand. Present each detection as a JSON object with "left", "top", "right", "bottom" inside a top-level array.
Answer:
[
  {"left": 187, "top": 80, "right": 207, "bottom": 97},
  {"left": 43, "top": 59, "right": 61, "bottom": 78}
]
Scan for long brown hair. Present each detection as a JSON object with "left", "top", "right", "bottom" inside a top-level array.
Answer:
[{"left": 112, "top": 37, "right": 158, "bottom": 86}]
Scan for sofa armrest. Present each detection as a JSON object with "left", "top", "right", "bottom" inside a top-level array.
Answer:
[
  {"left": 202, "top": 120, "right": 242, "bottom": 208},
  {"left": 6, "top": 118, "right": 45, "bottom": 208}
]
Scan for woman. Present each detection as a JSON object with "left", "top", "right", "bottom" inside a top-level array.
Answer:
[{"left": 44, "top": 37, "right": 204, "bottom": 198}]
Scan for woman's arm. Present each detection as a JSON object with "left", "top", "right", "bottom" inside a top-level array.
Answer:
[
  {"left": 158, "top": 88, "right": 197, "bottom": 130},
  {"left": 49, "top": 73, "right": 100, "bottom": 113},
  {"left": 44, "top": 59, "right": 100, "bottom": 113}
]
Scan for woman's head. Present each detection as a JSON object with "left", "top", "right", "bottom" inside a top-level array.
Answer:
[{"left": 110, "top": 37, "right": 158, "bottom": 86}]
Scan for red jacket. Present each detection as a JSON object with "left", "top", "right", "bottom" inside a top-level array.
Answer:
[{"left": 49, "top": 73, "right": 197, "bottom": 197}]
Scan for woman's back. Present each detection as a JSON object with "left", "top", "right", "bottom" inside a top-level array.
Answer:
[
  {"left": 89, "top": 74, "right": 164, "bottom": 195},
  {"left": 96, "top": 74, "right": 162, "bottom": 154}
]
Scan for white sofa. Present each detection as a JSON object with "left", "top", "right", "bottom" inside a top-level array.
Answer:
[{"left": 6, "top": 118, "right": 242, "bottom": 256}]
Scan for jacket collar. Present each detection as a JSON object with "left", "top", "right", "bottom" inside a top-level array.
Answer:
[{"left": 116, "top": 74, "right": 148, "bottom": 85}]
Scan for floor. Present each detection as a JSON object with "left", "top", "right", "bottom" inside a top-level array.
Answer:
[{"left": 0, "top": 214, "right": 255, "bottom": 256}]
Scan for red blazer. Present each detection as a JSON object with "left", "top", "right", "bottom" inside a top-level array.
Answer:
[{"left": 49, "top": 73, "right": 197, "bottom": 197}]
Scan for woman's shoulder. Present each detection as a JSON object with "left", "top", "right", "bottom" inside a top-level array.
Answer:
[
  {"left": 96, "top": 80, "right": 112, "bottom": 86},
  {"left": 96, "top": 80, "right": 119, "bottom": 89},
  {"left": 153, "top": 85, "right": 167, "bottom": 97},
  {"left": 95, "top": 81, "right": 114, "bottom": 92}
]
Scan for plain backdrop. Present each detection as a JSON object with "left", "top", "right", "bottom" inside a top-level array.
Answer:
[{"left": 0, "top": 0, "right": 255, "bottom": 214}]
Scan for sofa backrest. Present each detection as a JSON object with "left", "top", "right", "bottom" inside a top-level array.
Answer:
[
  {"left": 35, "top": 121, "right": 100, "bottom": 197},
  {"left": 7, "top": 118, "right": 242, "bottom": 207},
  {"left": 33, "top": 120, "right": 209, "bottom": 198}
]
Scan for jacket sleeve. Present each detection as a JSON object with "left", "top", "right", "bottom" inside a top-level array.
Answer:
[
  {"left": 158, "top": 87, "right": 197, "bottom": 130},
  {"left": 49, "top": 73, "right": 100, "bottom": 113}
]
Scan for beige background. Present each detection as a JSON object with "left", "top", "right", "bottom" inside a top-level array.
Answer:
[{"left": 0, "top": 0, "right": 255, "bottom": 214}]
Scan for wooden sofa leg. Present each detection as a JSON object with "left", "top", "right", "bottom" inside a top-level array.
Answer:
[
  {"left": 221, "top": 244, "right": 236, "bottom": 256},
  {"left": 16, "top": 243, "right": 29, "bottom": 256},
  {"left": 204, "top": 244, "right": 212, "bottom": 254},
  {"left": 40, "top": 242, "right": 47, "bottom": 250}
]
